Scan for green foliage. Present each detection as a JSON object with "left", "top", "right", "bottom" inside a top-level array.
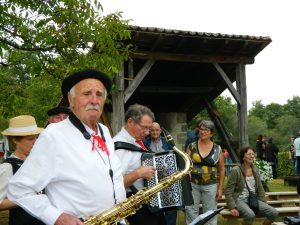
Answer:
[
  {"left": 249, "top": 100, "right": 266, "bottom": 120},
  {"left": 189, "top": 95, "right": 300, "bottom": 152},
  {"left": 0, "top": 0, "right": 131, "bottom": 76},
  {"left": 0, "top": 0, "right": 131, "bottom": 130},
  {"left": 248, "top": 116, "right": 268, "bottom": 147},
  {"left": 214, "top": 96, "right": 238, "bottom": 136},
  {"left": 249, "top": 102, "right": 285, "bottom": 129},
  {"left": 272, "top": 115, "right": 300, "bottom": 148},
  {"left": 187, "top": 96, "right": 238, "bottom": 145},
  {"left": 277, "top": 151, "right": 295, "bottom": 177},
  {"left": 284, "top": 96, "right": 300, "bottom": 118}
]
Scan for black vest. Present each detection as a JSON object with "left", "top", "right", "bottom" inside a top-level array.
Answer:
[{"left": 4, "top": 158, "right": 45, "bottom": 225}]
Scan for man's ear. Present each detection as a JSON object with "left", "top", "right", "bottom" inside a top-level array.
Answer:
[{"left": 127, "top": 118, "right": 135, "bottom": 128}]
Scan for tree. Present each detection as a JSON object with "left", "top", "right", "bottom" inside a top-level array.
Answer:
[
  {"left": 249, "top": 100, "right": 266, "bottom": 121},
  {"left": 284, "top": 96, "right": 300, "bottom": 118},
  {"left": 214, "top": 96, "right": 237, "bottom": 137},
  {"left": 0, "top": 1, "right": 131, "bottom": 75},
  {"left": 0, "top": 0, "right": 131, "bottom": 128},
  {"left": 247, "top": 116, "right": 268, "bottom": 147},
  {"left": 188, "top": 96, "right": 238, "bottom": 144},
  {"left": 272, "top": 115, "right": 300, "bottom": 149},
  {"left": 264, "top": 103, "right": 285, "bottom": 129},
  {"left": 249, "top": 101, "right": 284, "bottom": 129}
]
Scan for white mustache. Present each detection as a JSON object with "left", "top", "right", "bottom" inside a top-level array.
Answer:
[{"left": 85, "top": 104, "right": 100, "bottom": 111}]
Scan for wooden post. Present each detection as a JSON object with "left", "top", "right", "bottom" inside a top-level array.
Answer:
[
  {"left": 112, "top": 65, "right": 125, "bottom": 135},
  {"left": 236, "top": 64, "right": 249, "bottom": 148}
]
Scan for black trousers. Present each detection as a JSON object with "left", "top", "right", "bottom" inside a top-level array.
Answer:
[
  {"left": 9, "top": 207, "right": 45, "bottom": 225},
  {"left": 126, "top": 204, "right": 166, "bottom": 225}
]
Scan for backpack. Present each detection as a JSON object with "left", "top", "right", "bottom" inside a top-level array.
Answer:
[{"left": 284, "top": 216, "right": 300, "bottom": 225}]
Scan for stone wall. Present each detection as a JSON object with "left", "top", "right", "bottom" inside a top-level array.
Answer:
[{"left": 155, "top": 112, "right": 187, "bottom": 150}]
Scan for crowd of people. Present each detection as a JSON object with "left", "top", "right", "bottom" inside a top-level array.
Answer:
[
  {"left": 0, "top": 69, "right": 279, "bottom": 225},
  {"left": 255, "top": 134, "right": 279, "bottom": 179}
]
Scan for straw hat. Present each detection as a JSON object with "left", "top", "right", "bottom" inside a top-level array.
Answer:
[{"left": 1, "top": 115, "right": 43, "bottom": 136}]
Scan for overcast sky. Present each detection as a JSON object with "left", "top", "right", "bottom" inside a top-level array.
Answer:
[{"left": 100, "top": 0, "right": 299, "bottom": 109}]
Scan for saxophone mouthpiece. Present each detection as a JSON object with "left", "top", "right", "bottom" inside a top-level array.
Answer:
[{"left": 161, "top": 127, "right": 175, "bottom": 147}]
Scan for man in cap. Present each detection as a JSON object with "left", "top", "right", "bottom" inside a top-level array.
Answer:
[
  {"left": 47, "top": 106, "right": 71, "bottom": 124},
  {"left": 8, "top": 69, "right": 126, "bottom": 225},
  {"left": 113, "top": 104, "right": 166, "bottom": 225}
]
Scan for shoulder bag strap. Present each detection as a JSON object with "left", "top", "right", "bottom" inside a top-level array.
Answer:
[
  {"left": 239, "top": 166, "right": 251, "bottom": 193},
  {"left": 4, "top": 158, "right": 24, "bottom": 174}
]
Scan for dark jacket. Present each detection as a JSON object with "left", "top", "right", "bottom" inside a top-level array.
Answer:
[
  {"left": 184, "top": 130, "right": 199, "bottom": 149},
  {"left": 266, "top": 141, "right": 279, "bottom": 163},
  {"left": 256, "top": 140, "right": 264, "bottom": 160},
  {"left": 4, "top": 158, "right": 45, "bottom": 225},
  {"left": 143, "top": 137, "right": 172, "bottom": 151},
  {"left": 224, "top": 164, "right": 266, "bottom": 210}
]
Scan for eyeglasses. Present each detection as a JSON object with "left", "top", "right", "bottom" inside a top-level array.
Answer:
[
  {"left": 199, "top": 128, "right": 211, "bottom": 133},
  {"left": 136, "top": 123, "right": 152, "bottom": 132}
]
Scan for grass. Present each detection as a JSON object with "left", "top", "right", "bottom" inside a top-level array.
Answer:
[
  {"left": 268, "top": 178, "right": 296, "bottom": 192},
  {"left": 0, "top": 179, "right": 297, "bottom": 225}
]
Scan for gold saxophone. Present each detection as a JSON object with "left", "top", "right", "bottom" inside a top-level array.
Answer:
[{"left": 84, "top": 128, "right": 193, "bottom": 225}]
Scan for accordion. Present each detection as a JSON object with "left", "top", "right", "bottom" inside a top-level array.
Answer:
[{"left": 141, "top": 150, "right": 184, "bottom": 213}]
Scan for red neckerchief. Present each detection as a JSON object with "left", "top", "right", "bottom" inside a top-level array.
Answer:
[
  {"left": 136, "top": 140, "right": 147, "bottom": 151},
  {"left": 91, "top": 134, "right": 109, "bottom": 156}
]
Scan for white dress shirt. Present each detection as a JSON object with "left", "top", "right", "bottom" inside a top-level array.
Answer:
[
  {"left": 0, "top": 154, "right": 20, "bottom": 204},
  {"left": 0, "top": 161, "right": 13, "bottom": 204},
  {"left": 113, "top": 127, "right": 144, "bottom": 191},
  {"left": 7, "top": 119, "right": 126, "bottom": 225}
]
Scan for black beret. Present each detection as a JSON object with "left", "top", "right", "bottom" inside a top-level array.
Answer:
[
  {"left": 61, "top": 69, "right": 112, "bottom": 99},
  {"left": 47, "top": 106, "right": 71, "bottom": 116}
]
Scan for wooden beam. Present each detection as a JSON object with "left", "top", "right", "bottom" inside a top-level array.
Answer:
[
  {"left": 213, "top": 63, "right": 241, "bottom": 104},
  {"left": 128, "top": 60, "right": 134, "bottom": 83},
  {"left": 204, "top": 98, "right": 239, "bottom": 163},
  {"left": 236, "top": 64, "right": 249, "bottom": 147},
  {"left": 136, "top": 86, "right": 213, "bottom": 94},
  {"left": 124, "top": 60, "right": 155, "bottom": 103},
  {"left": 130, "top": 51, "right": 254, "bottom": 64}
]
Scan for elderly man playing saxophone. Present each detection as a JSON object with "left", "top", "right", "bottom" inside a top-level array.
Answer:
[{"left": 7, "top": 69, "right": 126, "bottom": 225}]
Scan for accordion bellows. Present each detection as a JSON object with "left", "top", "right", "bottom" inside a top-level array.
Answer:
[{"left": 142, "top": 151, "right": 183, "bottom": 212}]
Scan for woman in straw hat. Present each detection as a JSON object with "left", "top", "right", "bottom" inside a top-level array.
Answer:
[{"left": 0, "top": 115, "right": 44, "bottom": 225}]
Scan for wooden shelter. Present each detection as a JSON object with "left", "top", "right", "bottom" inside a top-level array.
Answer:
[{"left": 110, "top": 26, "right": 272, "bottom": 162}]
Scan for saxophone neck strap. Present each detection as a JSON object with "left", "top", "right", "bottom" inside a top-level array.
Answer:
[{"left": 68, "top": 111, "right": 105, "bottom": 142}]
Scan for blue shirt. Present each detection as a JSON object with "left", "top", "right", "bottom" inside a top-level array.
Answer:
[{"left": 294, "top": 137, "right": 300, "bottom": 157}]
